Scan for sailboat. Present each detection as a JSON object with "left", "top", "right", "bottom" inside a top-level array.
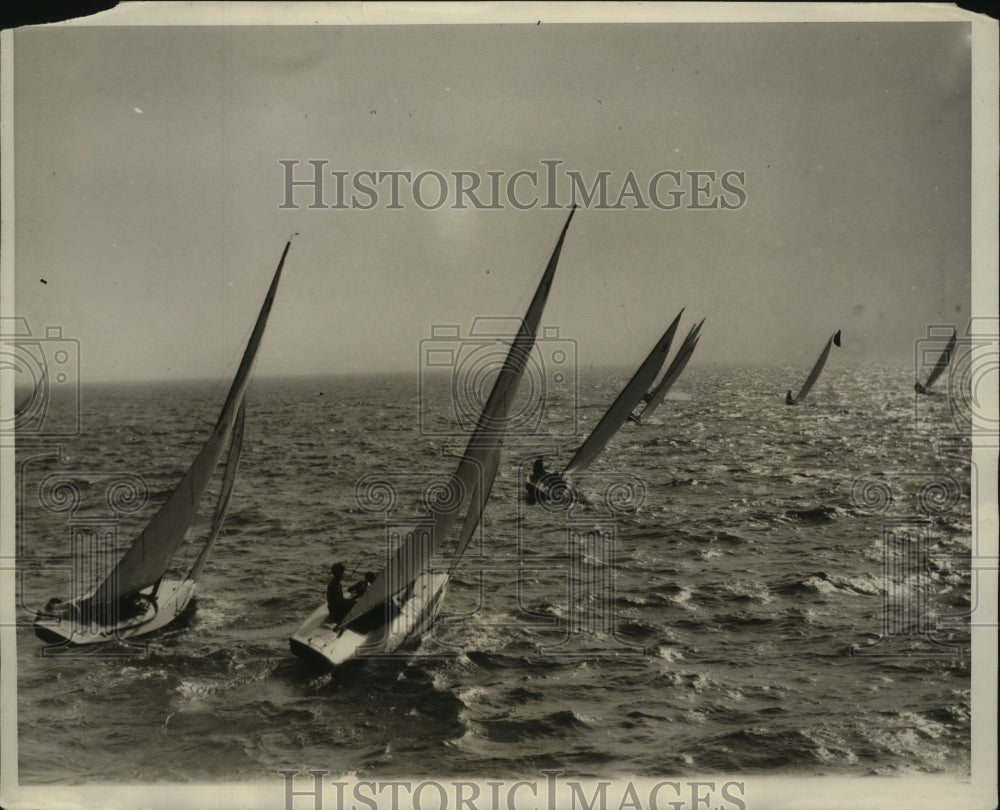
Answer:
[
  {"left": 525, "top": 309, "right": 685, "bottom": 505},
  {"left": 629, "top": 317, "right": 705, "bottom": 424},
  {"left": 785, "top": 329, "right": 841, "bottom": 405},
  {"left": 915, "top": 328, "right": 957, "bottom": 394},
  {"left": 33, "top": 239, "right": 292, "bottom": 646},
  {"left": 289, "top": 208, "right": 576, "bottom": 669}
]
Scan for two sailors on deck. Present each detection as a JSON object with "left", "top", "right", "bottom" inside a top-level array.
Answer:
[{"left": 327, "top": 563, "right": 376, "bottom": 624}]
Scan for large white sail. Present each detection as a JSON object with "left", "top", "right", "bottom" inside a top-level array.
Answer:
[
  {"left": 90, "top": 241, "right": 291, "bottom": 605},
  {"left": 562, "top": 310, "right": 684, "bottom": 477},
  {"left": 340, "top": 210, "right": 576, "bottom": 628}
]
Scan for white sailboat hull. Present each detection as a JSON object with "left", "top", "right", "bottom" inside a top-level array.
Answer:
[
  {"left": 33, "top": 579, "right": 196, "bottom": 647},
  {"left": 289, "top": 572, "right": 450, "bottom": 668}
]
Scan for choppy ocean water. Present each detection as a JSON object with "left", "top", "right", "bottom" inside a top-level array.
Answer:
[{"left": 15, "top": 364, "right": 972, "bottom": 783}]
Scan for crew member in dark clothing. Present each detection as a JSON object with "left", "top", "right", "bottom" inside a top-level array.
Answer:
[
  {"left": 348, "top": 571, "right": 376, "bottom": 599},
  {"left": 530, "top": 456, "right": 546, "bottom": 483},
  {"left": 526, "top": 456, "right": 548, "bottom": 503},
  {"left": 527, "top": 455, "right": 570, "bottom": 498},
  {"left": 327, "top": 563, "right": 352, "bottom": 623}
]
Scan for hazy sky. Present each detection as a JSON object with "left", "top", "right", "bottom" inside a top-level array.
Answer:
[{"left": 9, "top": 11, "right": 972, "bottom": 383}]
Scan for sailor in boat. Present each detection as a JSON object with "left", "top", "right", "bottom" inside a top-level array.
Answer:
[
  {"left": 118, "top": 592, "right": 156, "bottom": 622},
  {"left": 326, "top": 563, "right": 354, "bottom": 624},
  {"left": 526, "top": 456, "right": 547, "bottom": 502},
  {"left": 41, "top": 597, "right": 79, "bottom": 622},
  {"left": 41, "top": 588, "right": 156, "bottom": 632},
  {"left": 529, "top": 456, "right": 547, "bottom": 484},
  {"left": 348, "top": 571, "right": 376, "bottom": 599},
  {"left": 526, "top": 456, "right": 571, "bottom": 503}
]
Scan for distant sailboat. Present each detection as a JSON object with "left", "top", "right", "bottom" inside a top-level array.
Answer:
[
  {"left": 914, "top": 328, "right": 957, "bottom": 394},
  {"left": 34, "top": 240, "right": 292, "bottom": 646},
  {"left": 630, "top": 317, "right": 705, "bottom": 424},
  {"left": 526, "top": 310, "right": 684, "bottom": 504},
  {"left": 290, "top": 209, "right": 575, "bottom": 669},
  {"left": 785, "top": 329, "right": 841, "bottom": 406}
]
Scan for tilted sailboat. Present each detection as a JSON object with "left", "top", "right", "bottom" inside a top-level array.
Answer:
[
  {"left": 785, "top": 329, "right": 841, "bottom": 406},
  {"left": 525, "top": 309, "right": 685, "bottom": 505},
  {"left": 914, "top": 328, "right": 957, "bottom": 394},
  {"left": 289, "top": 209, "right": 576, "bottom": 669},
  {"left": 34, "top": 240, "right": 292, "bottom": 646},
  {"left": 629, "top": 317, "right": 705, "bottom": 424}
]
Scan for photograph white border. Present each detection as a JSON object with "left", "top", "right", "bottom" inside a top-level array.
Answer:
[{"left": 1, "top": 3, "right": 996, "bottom": 809}]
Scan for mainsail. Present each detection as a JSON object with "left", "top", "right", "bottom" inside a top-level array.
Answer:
[
  {"left": 341, "top": 208, "right": 576, "bottom": 627},
  {"left": 915, "top": 328, "right": 957, "bottom": 394},
  {"left": 788, "top": 329, "right": 841, "bottom": 405},
  {"left": 633, "top": 317, "right": 704, "bottom": 423},
  {"left": 90, "top": 240, "right": 291, "bottom": 606},
  {"left": 562, "top": 310, "right": 684, "bottom": 477}
]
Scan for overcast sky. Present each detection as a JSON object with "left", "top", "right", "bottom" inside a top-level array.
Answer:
[{"left": 9, "top": 10, "right": 972, "bottom": 383}]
